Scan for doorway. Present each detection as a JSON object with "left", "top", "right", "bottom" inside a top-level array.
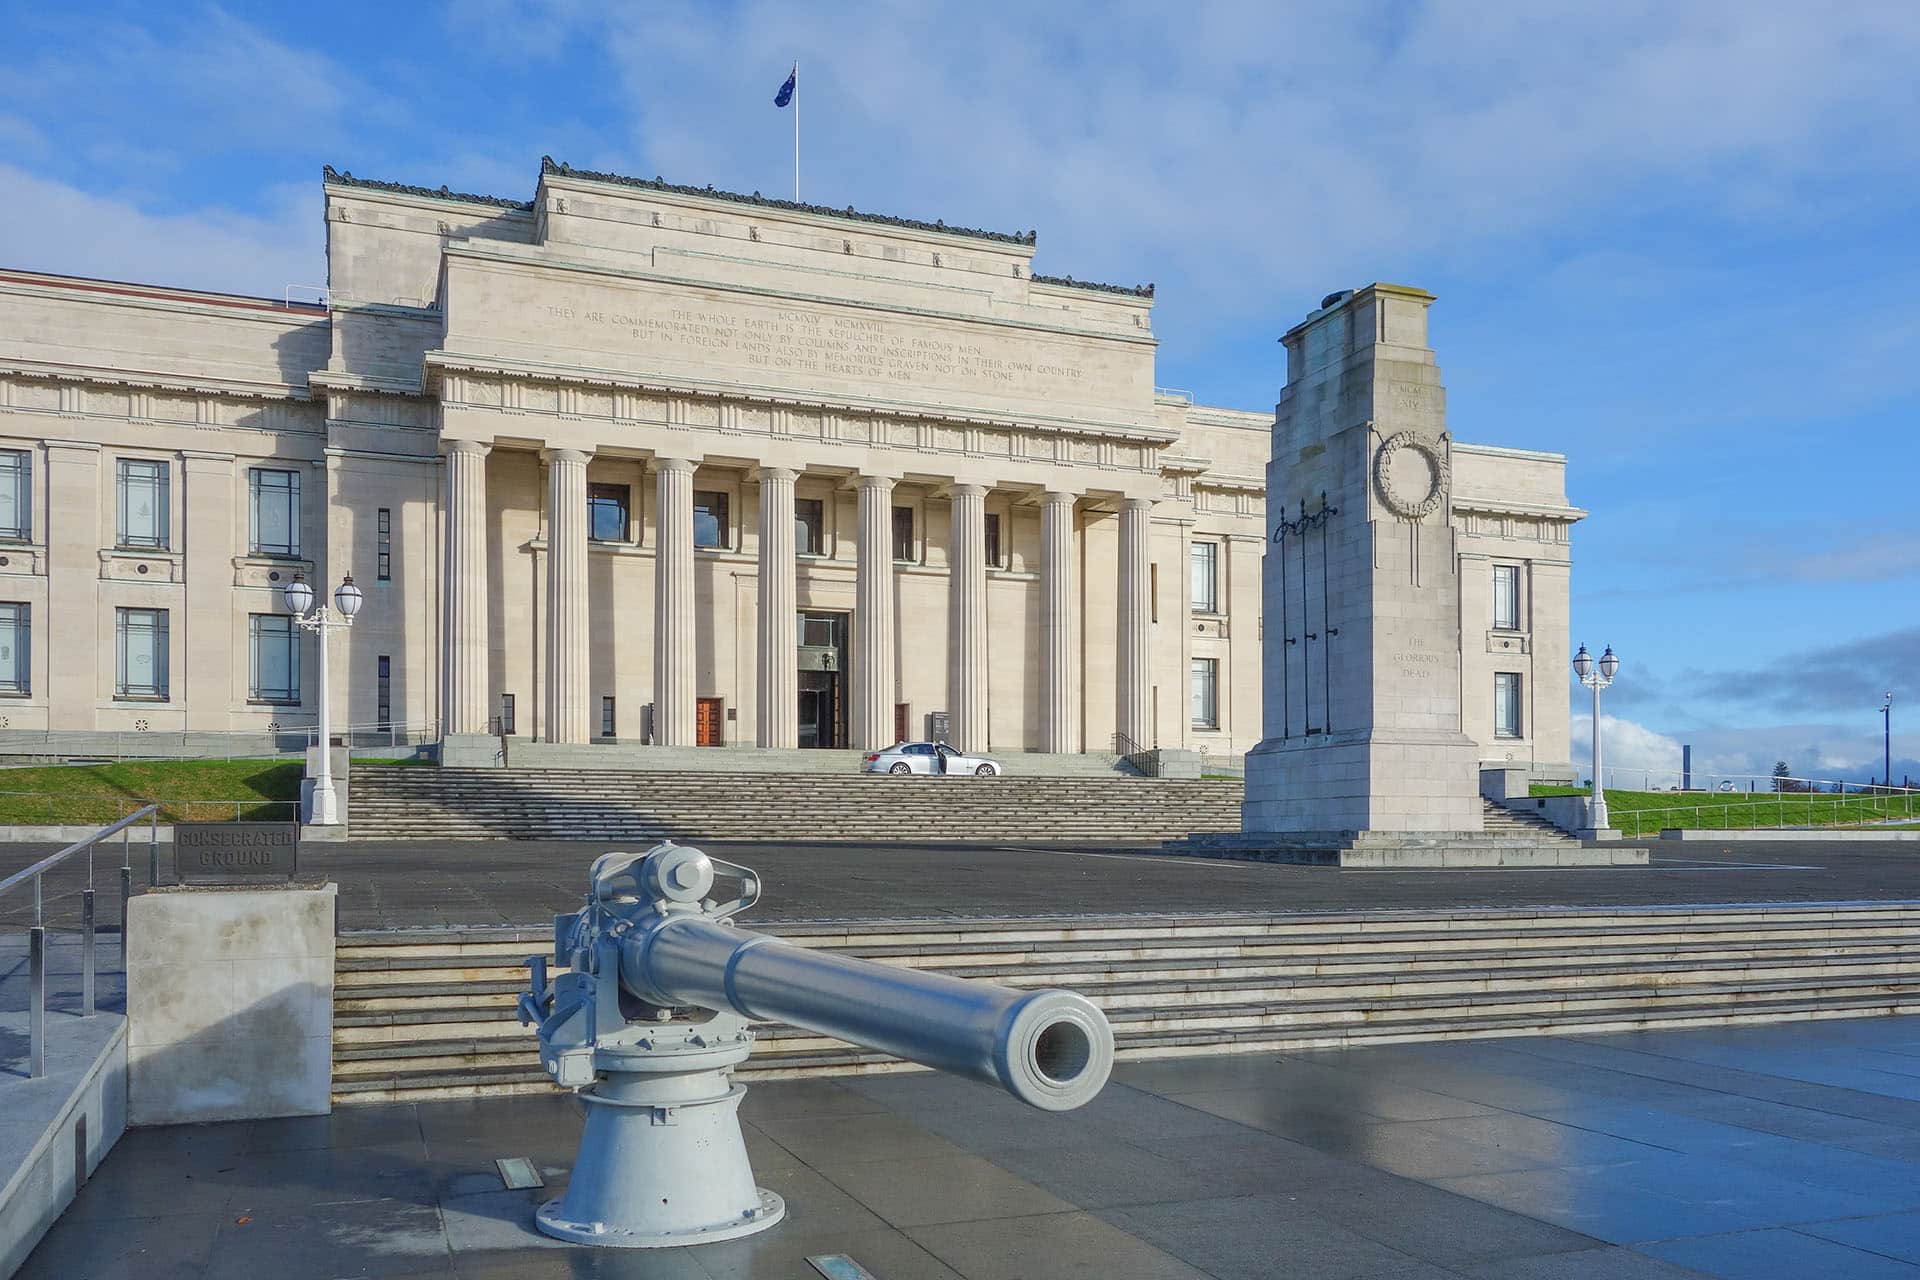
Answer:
[
  {"left": 696, "top": 697, "right": 725, "bottom": 746},
  {"left": 797, "top": 611, "right": 848, "bottom": 748}
]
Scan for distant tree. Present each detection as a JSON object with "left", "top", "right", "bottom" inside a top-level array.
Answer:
[{"left": 1772, "top": 761, "right": 1792, "bottom": 793}]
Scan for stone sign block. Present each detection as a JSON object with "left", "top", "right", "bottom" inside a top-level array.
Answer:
[{"left": 173, "top": 822, "right": 299, "bottom": 884}]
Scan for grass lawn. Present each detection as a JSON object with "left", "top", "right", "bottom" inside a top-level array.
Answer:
[
  {"left": 1531, "top": 784, "right": 1920, "bottom": 838},
  {"left": 0, "top": 759, "right": 302, "bottom": 825}
]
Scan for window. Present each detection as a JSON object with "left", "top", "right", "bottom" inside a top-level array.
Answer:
[
  {"left": 1190, "top": 541, "right": 1218, "bottom": 614},
  {"left": 376, "top": 655, "right": 391, "bottom": 730},
  {"left": 694, "top": 490, "right": 730, "bottom": 549},
  {"left": 0, "top": 451, "right": 29, "bottom": 541},
  {"left": 248, "top": 614, "right": 300, "bottom": 704},
  {"left": 1493, "top": 564, "right": 1520, "bottom": 631},
  {"left": 601, "top": 695, "right": 617, "bottom": 738},
  {"left": 498, "top": 693, "right": 516, "bottom": 735},
  {"left": 984, "top": 513, "right": 1003, "bottom": 568},
  {"left": 376, "top": 508, "right": 392, "bottom": 581},
  {"left": 1191, "top": 658, "right": 1220, "bottom": 729},
  {"left": 1495, "top": 672, "right": 1523, "bottom": 738},
  {"left": 0, "top": 603, "right": 27, "bottom": 694},
  {"left": 115, "top": 608, "right": 169, "bottom": 700},
  {"left": 589, "top": 483, "right": 630, "bottom": 543},
  {"left": 892, "top": 505, "right": 915, "bottom": 562},
  {"left": 248, "top": 468, "right": 300, "bottom": 557},
  {"left": 795, "top": 498, "right": 825, "bottom": 556},
  {"left": 116, "top": 459, "right": 170, "bottom": 550}
]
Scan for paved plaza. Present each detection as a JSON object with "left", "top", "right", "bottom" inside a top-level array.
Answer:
[
  {"left": 4, "top": 834, "right": 1917, "bottom": 933},
  {"left": 16, "top": 1015, "right": 1920, "bottom": 1278}
]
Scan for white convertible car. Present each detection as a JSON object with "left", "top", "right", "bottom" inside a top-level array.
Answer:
[{"left": 861, "top": 741, "right": 1004, "bottom": 776}]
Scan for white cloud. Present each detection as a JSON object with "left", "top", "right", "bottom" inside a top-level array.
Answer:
[
  {"left": 1576, "top": 712, "right": 1919, "bottom": 789},
  {"left": 0, "top": 164, "right": 321, "bottom": 300}
]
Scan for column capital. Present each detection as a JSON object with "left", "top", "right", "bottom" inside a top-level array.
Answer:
[
  {"left": 950, "top": 482, "right": 989, "bottom": 500},
  {"left": 1122, "top": 496, "right": 1155, "bottom": 514},
  {"left": 857, "top": 472, "right": 896, "bottom": 494},
  {"left": 541, "top": 447, "right": 594, "bottom": 466},
  {"left": 755, "top": 465, "right": 800, "bottom": 485},
  {"left": 653, "top": 455, "right": 699, "bottom": 476},
  {"left": 441, "top": 437, "right": 492, "bottom": 459},
  {"left": 1041, "top": 489, "right": 1080, "bottom": 506}
]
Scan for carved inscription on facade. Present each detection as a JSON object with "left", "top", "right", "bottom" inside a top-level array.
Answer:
[
  {"left": 1390, "top": 633, "right": 1446, "bottom": 682},
  {"left": 542, "top": 303, "right": 1087, "bottom": 391}
]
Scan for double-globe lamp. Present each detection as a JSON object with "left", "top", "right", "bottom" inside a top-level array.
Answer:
[
  {"left": 283, "top": 572, "right": 363, "bottom": 825},
  {"left": 1573, "top": 643, "right": 1620, "bottom": 832}
]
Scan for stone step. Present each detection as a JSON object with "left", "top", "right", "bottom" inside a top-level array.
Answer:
[{"left": 328, "top": 990, "right": 1920, "bottom": 1103}]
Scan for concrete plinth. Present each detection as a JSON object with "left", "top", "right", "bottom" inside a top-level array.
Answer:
[{"left": 126, "top": 883, "right": 336, "bottom": 1126}]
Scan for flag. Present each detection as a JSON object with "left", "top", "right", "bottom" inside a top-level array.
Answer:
[{"left": 774, "top": 65, "right": 796, "bottom": 108}]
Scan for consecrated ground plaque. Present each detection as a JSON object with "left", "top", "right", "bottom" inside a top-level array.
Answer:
[{"left": 173, "top": 822, "right": 299, "bottom": 885}]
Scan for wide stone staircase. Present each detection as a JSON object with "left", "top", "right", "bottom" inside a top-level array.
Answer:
[
  {"left": 348, "top": 765, "right": 1244, "bottom": 841},
  {"left": 330, "top": 902, "right": 1920, "bottom": 1104}
]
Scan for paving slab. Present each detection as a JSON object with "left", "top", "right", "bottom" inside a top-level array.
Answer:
[{"left": 20, "top": 1013, "right": 1920, "bottom": 1277}]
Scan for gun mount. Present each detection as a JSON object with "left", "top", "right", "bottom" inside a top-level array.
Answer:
[{"left": 518, "top": 842, "right": 1114, "bottom": 1248}]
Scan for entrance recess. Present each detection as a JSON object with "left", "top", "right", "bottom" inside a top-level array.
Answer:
[{"left": 797, "top": 611, "right": 848, "bottom": 748}]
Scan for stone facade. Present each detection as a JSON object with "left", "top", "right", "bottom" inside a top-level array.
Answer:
[{"left": 0, "top": 161, "right": 1581, "bottom": 773}]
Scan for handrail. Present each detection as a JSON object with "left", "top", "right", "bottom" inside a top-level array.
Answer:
[
  {"left": 0, "top": 804, "right": 160, "bottom": 901},
  {"left": 3, "top": 804, "right": 161, "bottom": 1080},
  {"left": 1590, "top": 791, "right": 1920, "bottom": 838}
]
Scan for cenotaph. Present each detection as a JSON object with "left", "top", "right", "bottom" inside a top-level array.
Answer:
[{"left": 1242, "top": 284, "right": 1484, "bottom": 839}]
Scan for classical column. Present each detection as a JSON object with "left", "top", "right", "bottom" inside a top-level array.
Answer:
[
  {"left": 948, "top": 483, "right": 989, "bottom": 752},
  {"left": 756, "top": 466, "right": 798, "bottom": 748},
  {"left": 544, "top": 448, "right": 592, "bottom": 743},
  {"left": 1039, "top": 491, "right": 1079, "bottom": 754},
  {"left": 851, "top": 474, "right": 896, "bottom": 749},
  {"left": 1116, "top": 497, "right": 1153, "bottom": 752},
  {"left": 442, "top": 439, "right": 491, "bottom": 735},
  {"left": 653, "top": 457, "right": 696, "bottom": 746}
]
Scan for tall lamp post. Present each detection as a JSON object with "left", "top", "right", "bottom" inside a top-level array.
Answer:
[
  {"left": 1885, "top": 693, "right": 1895, "bottom": 789},
  {"left": 285, "top": 572, "right": 363, "bottom": 825},
  {"left": 1574, "top": 643, "right": 1620, "bottom": 832}
]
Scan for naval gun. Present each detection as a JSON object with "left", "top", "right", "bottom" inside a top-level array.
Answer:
[{"left": 517, "top": 842, "right": 1114, "bottom": 1248}]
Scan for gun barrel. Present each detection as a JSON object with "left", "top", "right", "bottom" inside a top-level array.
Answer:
[{"left": 622, "top": 915, "right": 1113, "bottom": 1111}]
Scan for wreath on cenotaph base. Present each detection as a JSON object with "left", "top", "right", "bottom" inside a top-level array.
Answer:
[{"left": 1372, "top": 430, "right": 1449, "bottom": 519}]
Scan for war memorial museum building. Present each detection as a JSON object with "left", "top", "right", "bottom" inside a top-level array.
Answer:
[{"left": 0, "top": 159, "right": 1583, "bottom": 777}]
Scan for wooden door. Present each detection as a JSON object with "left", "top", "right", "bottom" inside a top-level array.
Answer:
[
  {"left": 894, "top": 703, "right": 909, "bottom": 745},
  {"left": 696, "top": 697, "right": 725, "bottom": 747}
]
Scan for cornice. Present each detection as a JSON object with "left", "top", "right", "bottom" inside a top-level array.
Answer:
[
  {"left": 1030, "top": 273, "right": 1154, "bottom": 299},
  {"left": 323, "top": 164, "right": 534, "bottom": 212},
  {"left": 541, "top": 157, "right": 1036, "bottom": 247},
  {"left": 441, "top": 238, "right": 1157, "bottom": 349},
  {"left": 0, "top": 359, "right": 313, "bottom": 403},
  {"left": 1450, "top": 496, "right": 1588, "bottom": 523},
  {"left": 423, "top": 350, "right": 1179, "bottom": 448}
]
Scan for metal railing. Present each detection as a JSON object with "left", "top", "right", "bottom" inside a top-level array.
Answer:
[
  {"left": 1590, "top": 767, "right": 1918, "bottom": 796},
  {"left": 0, "top": 719, "right": 441, "bottom": 763},
  {"left": 0, "top": 791, "right": 298, "bottom": 826},
  {"left": 1602, "top": 791, "right": 1920, "bottom": 839},
  {"left": 0, "top": 806, "right": 160, "bottom": 1078},
  {"left": 1112, "top": 732, "right": 1159, "bottom": 778}
]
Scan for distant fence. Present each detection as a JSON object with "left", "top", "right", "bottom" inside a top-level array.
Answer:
[
  {"left": 1592, "top": 767, "right": 1916, "bottom": 796},
  {"left": 0, "top": 790, "right": 299, "bottom": 827},
  {"left": 0, "top": 720, "right": 440, "bottom": 763}
]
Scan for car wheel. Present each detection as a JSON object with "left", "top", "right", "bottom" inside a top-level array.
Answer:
[
  {"left": 975, "top": 763, "right": 994, "bottom": 776},
  {"left": 889, "top": 762, "right": 910, "bottom": 774}
]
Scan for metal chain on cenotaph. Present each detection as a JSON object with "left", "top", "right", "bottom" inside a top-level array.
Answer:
[{"left": 1272, "top": 493, "right": 1339, "bottom": 740}]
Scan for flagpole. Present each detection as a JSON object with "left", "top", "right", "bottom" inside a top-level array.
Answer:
[{"left": 793, "top": 61, "right": 800, "bottom": 202}]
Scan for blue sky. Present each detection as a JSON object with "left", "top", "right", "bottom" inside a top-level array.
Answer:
[{"left": 2, "top": 1, "right": 1915, "bottom": 784}]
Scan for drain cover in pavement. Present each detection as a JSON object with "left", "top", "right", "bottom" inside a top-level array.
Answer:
[
  {"left": 807, "top": 1256, "right": 879, "bottom": 1280},
  {"left": 494, "top": 1157, "right": 544, "bottom": 1189}
]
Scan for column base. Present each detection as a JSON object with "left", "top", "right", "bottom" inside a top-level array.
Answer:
[{"left": 1242, "top": 727, "right": 1483, "bottom": 835}]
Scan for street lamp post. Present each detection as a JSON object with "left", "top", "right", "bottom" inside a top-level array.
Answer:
[
  {"left": 284, "top": 573, "right": 363, "bottom": 826},
  {"left": 1573, "top": 643, "right": 1620, "bottom": 833},
  {"left": 1885, "top": 693, "right": 1894, "bottom": 790}
]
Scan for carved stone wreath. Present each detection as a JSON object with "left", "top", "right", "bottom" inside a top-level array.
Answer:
[{"left": 1373, "top": 431, "right": 1449, "bottom": 519}]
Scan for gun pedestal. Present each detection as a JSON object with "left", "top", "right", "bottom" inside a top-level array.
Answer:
[{"left": 520, "top": 842, "right": 1113, "bottom": 1249}]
